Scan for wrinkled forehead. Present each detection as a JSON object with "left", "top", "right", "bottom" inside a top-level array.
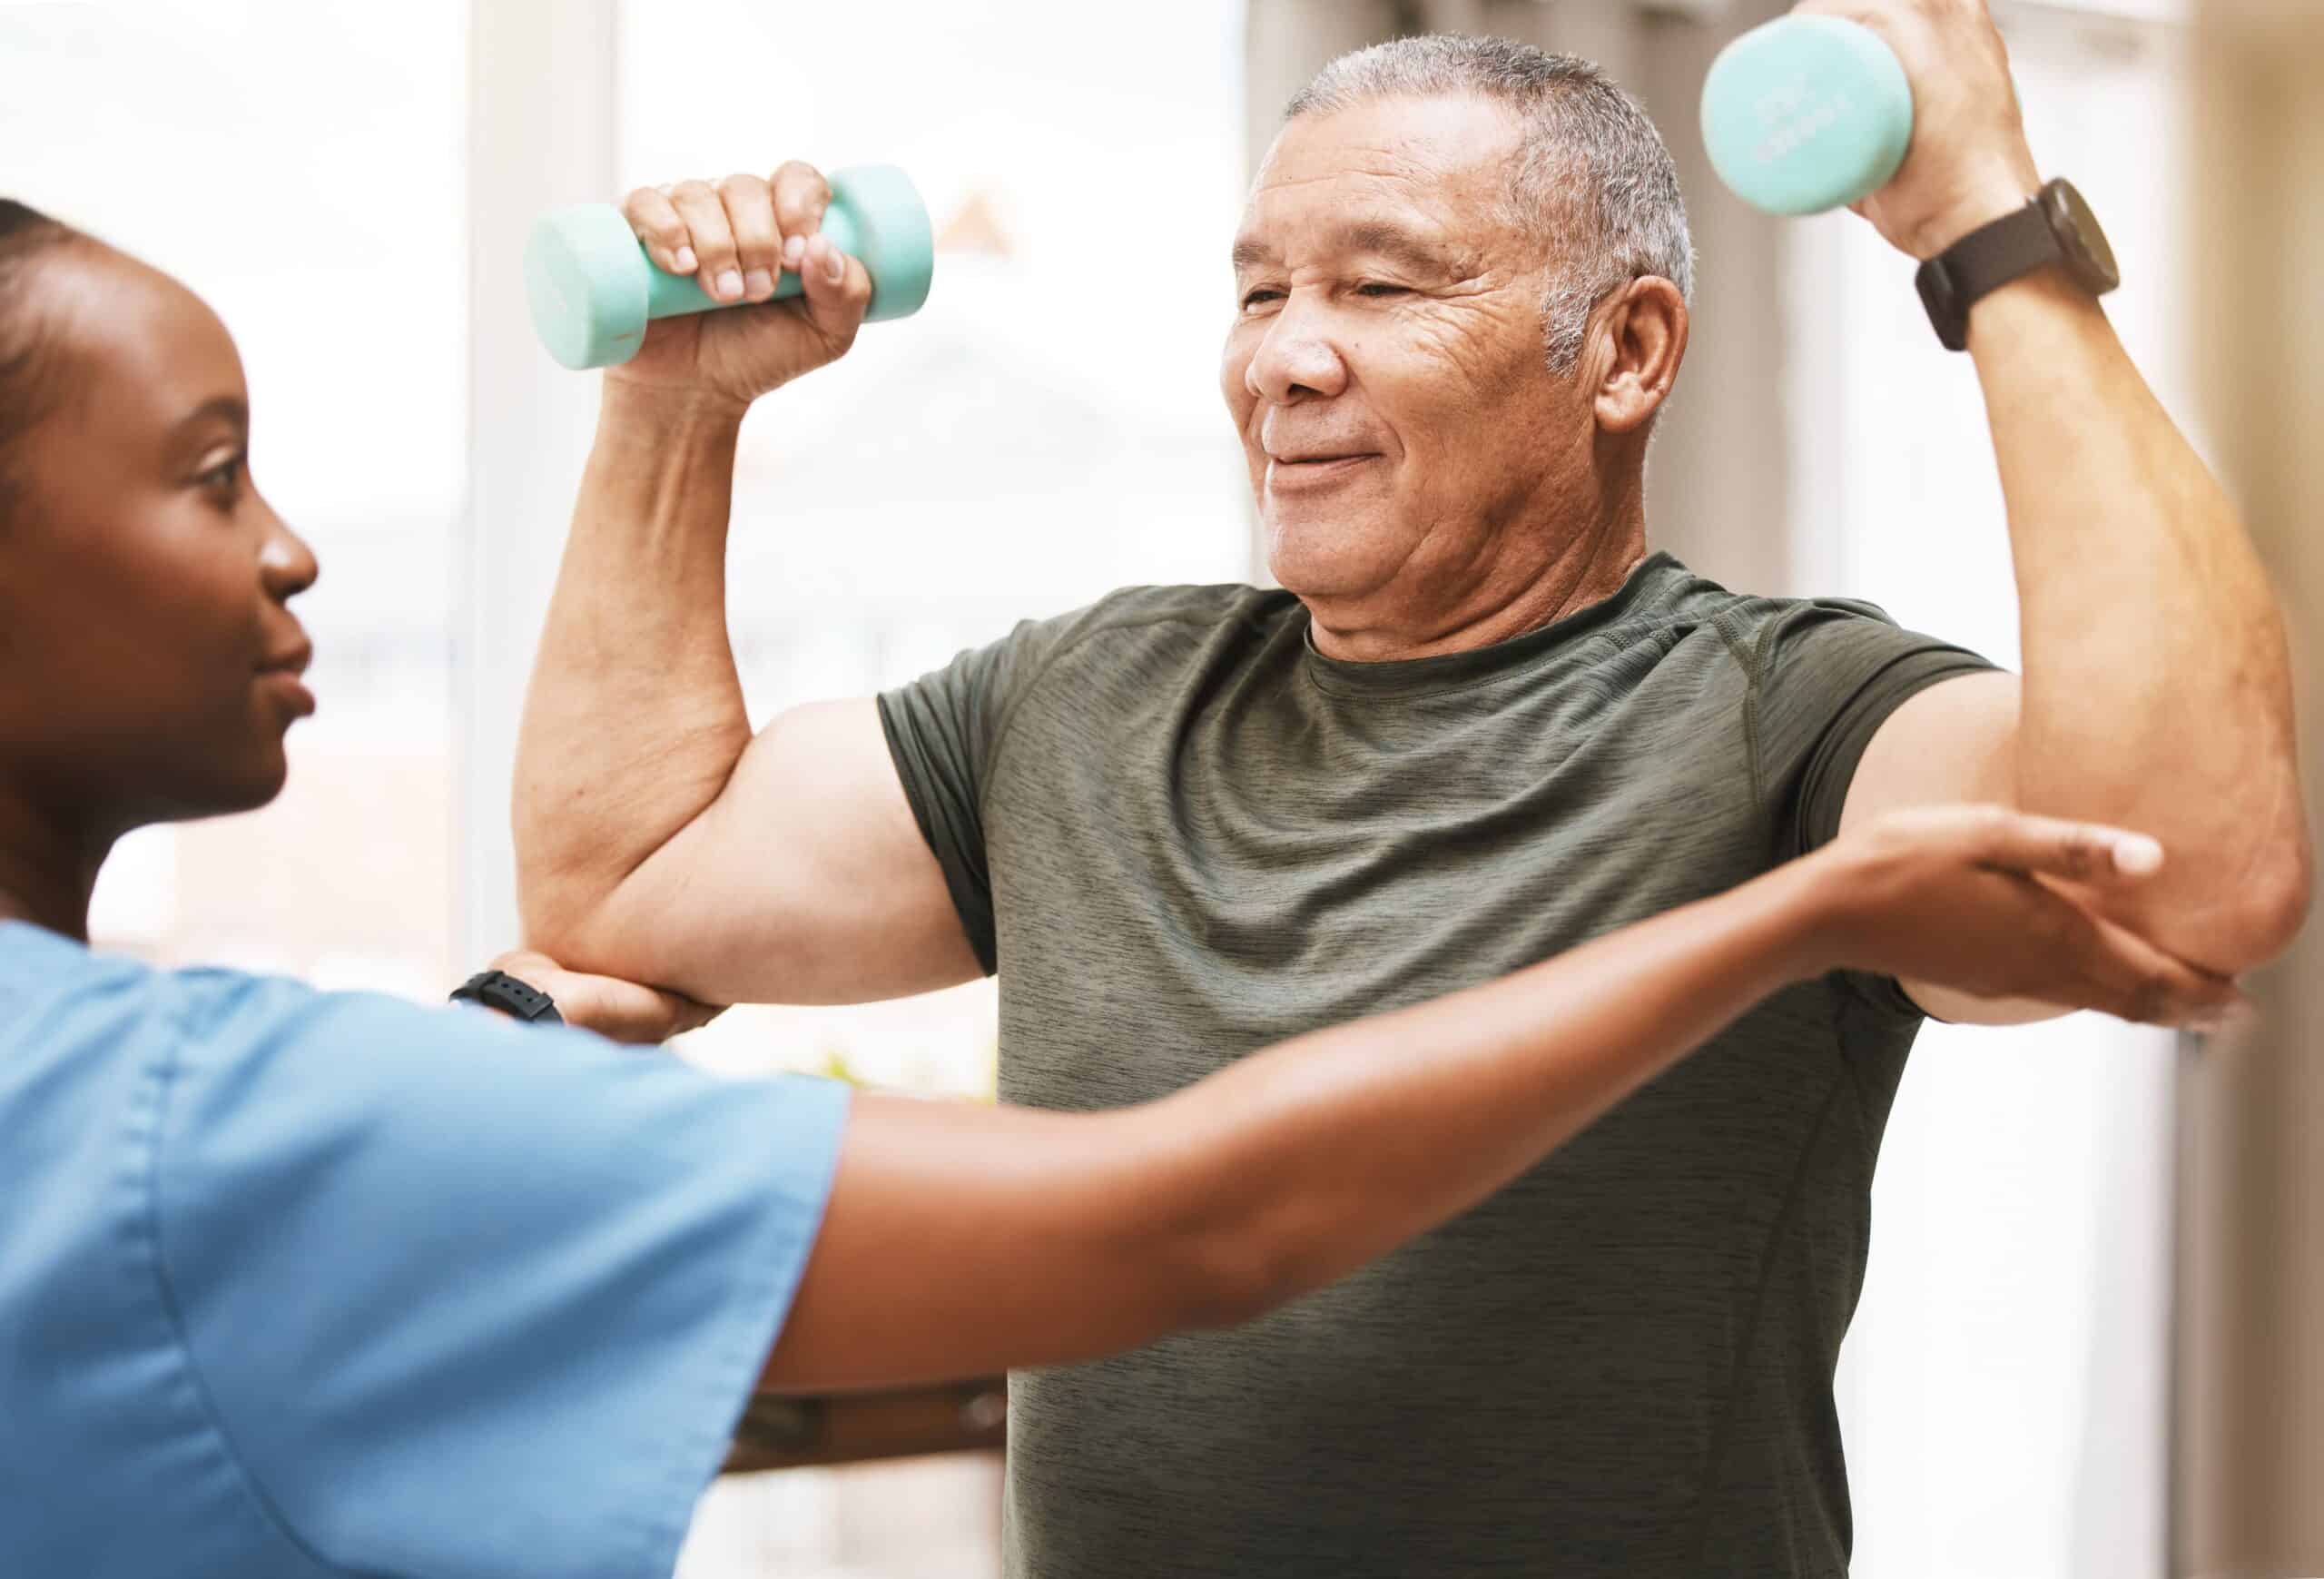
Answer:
[{"left": 1238, "top": 94, "right": 1529, "bottom": 270}]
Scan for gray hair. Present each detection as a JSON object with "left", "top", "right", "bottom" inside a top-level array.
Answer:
[{"left": 1284, "top": 35, "right": 1694, "bottom": 374}]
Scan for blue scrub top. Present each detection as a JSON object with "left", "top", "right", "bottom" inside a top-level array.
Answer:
[{"left": 0, "top": 920, "right": 851, "bottom": 1579}]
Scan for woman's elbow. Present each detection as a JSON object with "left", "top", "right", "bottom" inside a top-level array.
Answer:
[
  {"left": 1110, "top": 1105, "right": 1344, "bottom": 1337},
  {"left": 1129, "top": 1148, "right": 1314, "bottom": 1333},
  {"left": 1167, "top": 1219, "right": 1309, "bottom": 1333}
]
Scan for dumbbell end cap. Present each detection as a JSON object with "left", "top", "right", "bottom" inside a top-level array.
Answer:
[
  {"left": 526, "top": 203, "right": 653, "bottom": 370},
  {"left": 1700, "top": 14, "right": 1913, "bottom": 216},
  {"left": 828, "top": 163, "right": 936, "bottom": 324}
]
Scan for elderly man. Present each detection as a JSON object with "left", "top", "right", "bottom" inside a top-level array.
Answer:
[{"left": 513, "top": 7, "right": 2307, "bottom": 1576}]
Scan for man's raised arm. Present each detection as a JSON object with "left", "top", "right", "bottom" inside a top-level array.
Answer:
[
  {"left": 1823, "top": 0, "right": 2309, "bottom": 1017},
  {"left": 514, "top": 164, "right": 981, "bottom": 1006}
]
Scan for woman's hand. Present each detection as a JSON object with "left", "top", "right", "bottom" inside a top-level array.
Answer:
[
  {"left": 1805, "top": 804, "right": 2242, "bottom": 1026},
  {"left": 484, "top": 949, "right": 726, "bottom": 1046}
]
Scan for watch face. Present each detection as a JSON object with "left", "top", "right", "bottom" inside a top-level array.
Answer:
[{"left": 2042, "top": 179, "right": 2121, "bottom": 294}]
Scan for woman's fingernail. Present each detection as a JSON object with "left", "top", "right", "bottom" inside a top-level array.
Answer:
[
  {"left": 826, "top": 251, "right": 847, "bottom": 284},
  {"left": 716, "top": 269, "right": 743, "bottom": 301},
  {"left": 674, "top": 245, "right": 697, "bottom": 272},
  {"left": 2112, "top": 834, "right": 2164, "bottom": 876},
  {"left": 744, "top": 268, "right": 774, "bottom": 298},
  {"left": 783, "top": 235, "right": 806, "bottom": 268}
]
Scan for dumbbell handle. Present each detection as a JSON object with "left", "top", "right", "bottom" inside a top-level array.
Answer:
[
  {"left": 526, "top": 163, "right": 933, "bottom": 370},
  {"left": 634, "top": 203, "right": 875, "bottom": 322}
]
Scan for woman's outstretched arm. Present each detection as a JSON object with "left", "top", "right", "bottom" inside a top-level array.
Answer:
[{"left": 763, "top": 805, "right": 2230, "bottom": 1392}]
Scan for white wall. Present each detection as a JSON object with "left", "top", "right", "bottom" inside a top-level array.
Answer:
[
  {"left": 458, "top": 0, "right": 619, "bottom": 962},
  {"left": 12, "top": 0, "right": 469, "bottom": 997},
  {"left": 1788, "top": 10, "right": 2196, "bottom": 1576},
  {"left": 2175, "top": 6, "right": 2324, "bottom": 1571}
]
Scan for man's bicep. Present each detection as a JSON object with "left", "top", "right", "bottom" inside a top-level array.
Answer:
[
  {"left": 1840, "top": 671, "right": 2063, "bottom": 1025},
  {"left": 1839, "top": 670, "right": 2022, "bottom": 834},
  {"left": 593, "top": 697, "right": 984, "bottom": 1005}
]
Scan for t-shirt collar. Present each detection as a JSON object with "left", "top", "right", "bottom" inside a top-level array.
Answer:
[{"left": 1299, "top": 550, "right": 1686, "bottom": 697}]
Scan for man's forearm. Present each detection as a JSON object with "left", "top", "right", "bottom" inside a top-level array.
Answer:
[
  {"left": 513, "top": 383, "right": 754, "bottom": 951},
  {"left": 1972, "top": 267, "right": 2310, "bottom": 965}
]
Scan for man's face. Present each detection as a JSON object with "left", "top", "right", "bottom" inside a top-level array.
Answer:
[{"left": 1222, "top": 94, "right": 1593, "bottom": 615}]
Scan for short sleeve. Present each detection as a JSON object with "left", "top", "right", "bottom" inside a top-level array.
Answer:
[
  {"left": 1747, "top": 597, "right": 1998, "bottom": 864},
  {"left": 877, "top": 613, "right": 1076, "bottom": 975},
  {"left": 154, "top": 972, "right": 850, "bottom": 1579}
]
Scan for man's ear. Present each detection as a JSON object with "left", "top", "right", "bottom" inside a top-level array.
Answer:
[{"left": 1590, "top": 277, "right": 1688, "bottom": 436}]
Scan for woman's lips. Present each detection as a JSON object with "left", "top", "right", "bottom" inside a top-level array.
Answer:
[
  {"left": 255, "top": 646, "right": 316, "bottom": 718},
  {"left": 256, "top": 667, "right": 317, "bottom": 717}
]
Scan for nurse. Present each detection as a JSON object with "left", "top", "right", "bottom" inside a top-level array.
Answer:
[{"left": 0, "top": 200, "right": 2233, "bottom": 1579}]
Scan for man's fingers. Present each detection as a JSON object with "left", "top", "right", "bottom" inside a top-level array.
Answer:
[
  {"left": 771, "top": 160, "right": 833, "bottom": 276},
  {"left": 667, "top": 178, "right": 744, "bottom": 302},
  {"left": 795, "top": 232, "right": 872, "bottom": 342},
  {"left": 715, "top": 173, "right": 783, "bottom": 302},
  {"left": 621, "top": 186, "right": 696, "bottom": 277}
]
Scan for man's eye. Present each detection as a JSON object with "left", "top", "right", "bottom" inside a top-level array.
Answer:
[
  {"left": 1240, "top": 288, "right": 1284, "bottom": 310},
  {"left": 1355, "top": 282, "right": 1407, "bottom": 298}
]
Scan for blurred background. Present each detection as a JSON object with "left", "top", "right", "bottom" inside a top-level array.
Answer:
[{"left": 5, "top": 0, "right": 2316, "bottom": 1574}]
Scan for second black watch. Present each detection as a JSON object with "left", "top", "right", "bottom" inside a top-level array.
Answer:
[
  {"left": 449, "top": 968, "right": 564, "bottom": 1026},
  {"left": 1915, "top": 177, "right": 2120, "bottom": 352}
]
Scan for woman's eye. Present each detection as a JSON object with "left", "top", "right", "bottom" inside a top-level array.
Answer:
[
  {"left": 201, "top": 456, "right": 246, "bottom": 503},
  {"left": 1240, "top": 288, "right": 1284, "bottom": 310},
  {"left": 1355, "top": 281, "right": 1407, "bottom": 298}
]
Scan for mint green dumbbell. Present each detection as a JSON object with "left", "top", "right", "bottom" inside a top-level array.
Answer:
[
  {"left": 1699, "top": 15, "right": 1914, "bottom": 216},
  {"left": 525, "top": 163, "right": 935, "bottom": 370}
]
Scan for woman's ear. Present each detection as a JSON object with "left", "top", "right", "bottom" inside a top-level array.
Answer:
[{"left": 1590, "top": 277, "right": 1689, "bottom": 436}]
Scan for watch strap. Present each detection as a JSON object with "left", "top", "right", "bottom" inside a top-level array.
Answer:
[
  {"left": 449, "top": 968, "right": 565, "bottom": 1025},
  {"left": 1915, "top": 196, "right": 2061, "bottom": 353}
]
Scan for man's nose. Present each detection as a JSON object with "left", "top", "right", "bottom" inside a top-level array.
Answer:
[{"left": 1246, "top": 301, "right": 1348, "bottom": 406}]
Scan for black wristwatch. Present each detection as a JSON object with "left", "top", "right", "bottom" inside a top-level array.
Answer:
[
  {"left": 1915, "top": 177, "right": 2120, "bottom": 352},
  {"left": 449, "top": 968, "right": 564, "bottom": 1026}
]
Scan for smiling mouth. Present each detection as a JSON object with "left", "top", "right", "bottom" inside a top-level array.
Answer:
[
  {"left": 1267, "top": 453, "right": 1381, "bottom": 478},
  {"left": 1265, "top": 453, "right": 1379, "bottom": 489}
]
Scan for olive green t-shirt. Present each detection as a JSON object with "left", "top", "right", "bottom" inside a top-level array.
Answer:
[{"left": 878, "top": 551, "right": 1994, "bottom": 1577}]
